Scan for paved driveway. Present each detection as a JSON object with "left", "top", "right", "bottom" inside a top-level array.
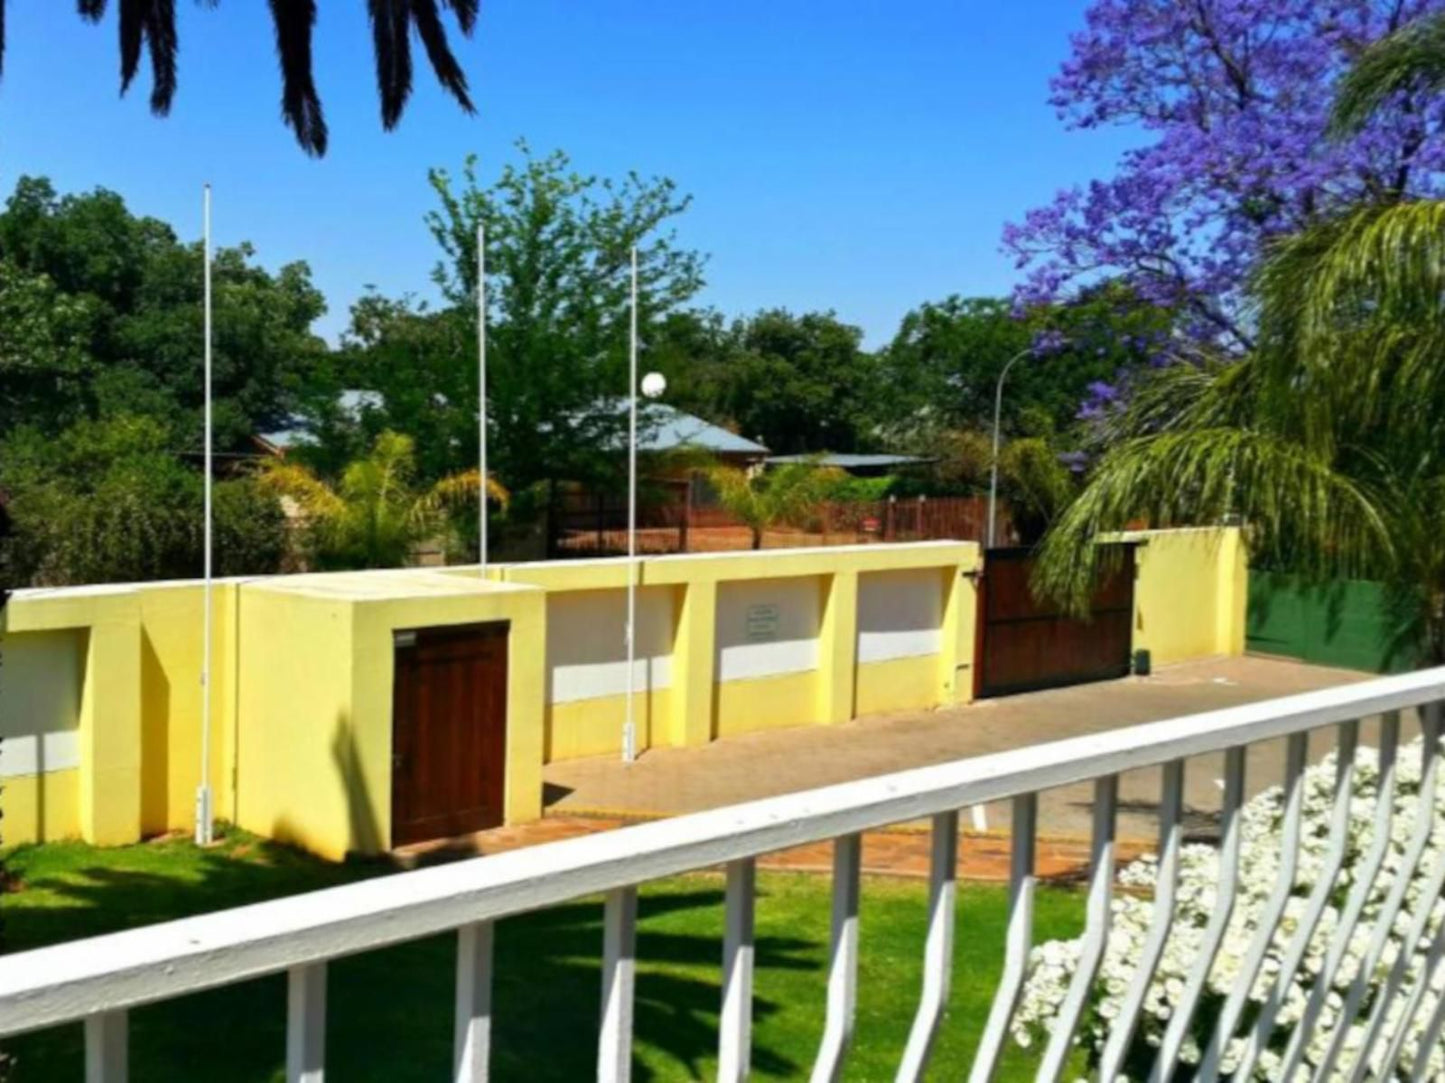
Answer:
[{"left": 542, "top": 656, "right": 1406, "bottom": 841}]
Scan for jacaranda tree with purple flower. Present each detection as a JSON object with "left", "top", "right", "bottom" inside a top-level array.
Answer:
[
  {"left": 1036, "top": 9, "right": 1445, "bottom": 672},
  {"left": 1005, "top": 0, "right": 1445, "bottom": 352}
]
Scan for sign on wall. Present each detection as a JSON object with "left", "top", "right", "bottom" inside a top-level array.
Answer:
[{"left": 745, "top": 604, "right": 781, "bottom": 642}]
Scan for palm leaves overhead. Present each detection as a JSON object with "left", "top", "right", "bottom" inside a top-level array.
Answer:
[
  {"left": 0, "top": 0, "right": 479, "bottom": 156},
  {"left": 1330, "top": 11, "right": 1445, "bottom": 138}
]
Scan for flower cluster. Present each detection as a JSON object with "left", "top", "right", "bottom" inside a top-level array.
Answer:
[
  {"left": 1003, "top": 0, "right": 1445, "bottom": 352},
  {"left": 1012, "top": 735, "right": 1445, "bottom": 1080}
]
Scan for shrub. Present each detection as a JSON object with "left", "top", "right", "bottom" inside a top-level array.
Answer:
[{"left": 1012, "top": 735, "right": 1445, "bottom": 1079}]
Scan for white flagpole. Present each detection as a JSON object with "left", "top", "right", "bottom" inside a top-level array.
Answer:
[
  {"left": 623, "top": 246, "right": 639, "bottom": 764},
  {"left": 477, "top": 222, "right": 488, "bottom": 576},
  {"left": 195, "top": 184, "right": 215, "bottom": 846}
]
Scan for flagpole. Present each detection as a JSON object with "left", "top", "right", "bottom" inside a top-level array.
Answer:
[
  {"left": 623, "top": 246, "right": 639, "bottom": 764},
  {"left": 477, "top": 221, "right": 487, "bottom": 577},
  {"left": 195, "top": 184, "right": 215, "bottom": 846}
]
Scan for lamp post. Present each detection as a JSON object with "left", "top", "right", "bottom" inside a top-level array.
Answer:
[
  {"left": 195, "top": 184, "right": 215, "bottom": 846},
  {"left": 987, "top": 346, "right": 1034, "bottom": 550},
  {"left": 623, "top": 244, "right": 667, "bottom": 764},
  {"left": 477, "top": 221, "right": 488, "bottom": 576}
]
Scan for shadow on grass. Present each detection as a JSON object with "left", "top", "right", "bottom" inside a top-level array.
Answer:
[{"left": 3, "top": 835, "right": 813, "bottom": 1082}]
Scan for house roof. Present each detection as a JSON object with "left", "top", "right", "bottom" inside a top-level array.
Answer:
[
  {"left": 764, "top": 453, "right": 935, "bottom": 470},
  {"left": 257, "top": 389, "right": 384, "bottom": 452},
  {"left": 258, "top": 392, "right": 769, "bottom": 459},
  {"left": 629, "top": 402, "right": 769, "bottom": 456}
]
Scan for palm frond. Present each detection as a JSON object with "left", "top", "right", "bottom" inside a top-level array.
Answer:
[
  {"left": 268, "top": 0, "right": 327, "bottom": 156},
  {"left": 145, "top": 0, "right": 178, "bottom": 115},
  {"left": 442, "top": 0, "right": 478, "bottom": 34},
  {"left": 1252, "top": 201, "right": 1445, "bottom": 449},
  {"left": 368, "top": 0, "right": 413, "bottom": 130},
  {"left": 1330, "top": 12, "right": 1445, "bottom": 137},
  {"left": 119, "top": 0, "right": 144, "bottom": 94},
  {"left": 427, "top": 468, "right": 510, "bottom": 510},
  {"left": 254, "top": 459, "right": 345, "bottom": 522},
  {"left": 1033, "top": 426, "right": 1389, "bottom": 614},
  {"left": 411, "top": 0, "right": 475, "bottom": 115},
  {"left": 77, "top": 0, "right": 107, "bottom": 21}
]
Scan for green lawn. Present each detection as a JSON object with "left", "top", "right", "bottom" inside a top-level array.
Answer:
[{"left": 1, "top": 832, "right": 1084, "bottom": 1081}]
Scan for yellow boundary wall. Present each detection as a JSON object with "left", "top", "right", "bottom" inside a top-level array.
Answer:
[
  {"left": 501, "top": 542, "right": 983, "bottom": 760},
  {"left": 0, "top": 529, "right": 1243, "bottom": 856}
]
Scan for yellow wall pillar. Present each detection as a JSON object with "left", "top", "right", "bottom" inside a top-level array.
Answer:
[
  {"left": 78, "top": 600, "right": 143, "bottom": 845},
  {"left": 669, "top": 579, "right": 717, "bottom": 747},
  {"left": 939, "top": 561, "right": 980, "bottom": 705},
  {"left": 817, "top": 571, "right": 859, "bottom": 723},
  {"left": 1216, "top": 527, "right": 1248, "bottom": 655}
]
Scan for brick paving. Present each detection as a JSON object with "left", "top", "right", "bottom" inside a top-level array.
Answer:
[
  {"left": 540, "top": 656, "right": 1380, "bottom": 842},
  {"left": 397, "top": 657, "right": 1393, "bottom": 882},
  {"left": 398, "top": 814, "right": 1153, "bottom": 883}
]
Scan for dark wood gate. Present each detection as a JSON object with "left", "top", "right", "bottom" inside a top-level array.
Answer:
[
  {"left": 391, "top": 622, "right": 509, "bottom": 847},
  {"left": 975, "top": 546, "right": 1136, "bottom": 699}
]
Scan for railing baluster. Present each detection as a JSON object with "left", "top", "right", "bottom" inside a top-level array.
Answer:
[
  {"left": 84, "top": 1009, "right": 128, "bottom": 1083},
  {"left": 598, "top": 886, "right": 638, "bottom": 1083},
  {"left": 1148, "top": 746, "right": 1245, "bottom": 1083},
  {"left": 896, "top": 810, "right": 959, "bottom": 1083},
  {"left": 1338, "top": 705, "right": 1443, "bottom": 1083},
  {"left": 1099, "top": 759, "right": 1184, "bottom": 1082},
  {"left": 286, "top": 962, "right": 327, "bottom": 1083},
  {"left": 1197, "top": 734, "right": 1309, "bottom": 1082},
  {"left": 718, "top": 858, "right": 757, "bottom": 1083},
  {"left": 1406, "top": 921, "right": 1445, "bottom": 1083},
  {"left": 811, "top": 833, "right": 862, "bottom": 1083},
  {"left": 1374, "top": 882, "right": 1445, "bottom": 1081},
  {"left": 1233, "top": 721, "right": 1360, "bottom": 1082},
  {"left": 1276, "top": 713, "right": 1400, "bottom": 1082},
  {"left": 968, "top": 793, "right": 1037, "bottom": 1083},
  {"left": 454, "top": 921, "right": 495, "bottom": 1083},
  {"left": 1038, "top": 775, "right": 1118, "bottom": 1083}
]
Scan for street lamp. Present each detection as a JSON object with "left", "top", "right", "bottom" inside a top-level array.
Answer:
[
  {"left": 623, "top": 242, "right": 667, "bottom": 764},
  {"left": 987, "top": 347, "right": 1034, "bottom": 550}
]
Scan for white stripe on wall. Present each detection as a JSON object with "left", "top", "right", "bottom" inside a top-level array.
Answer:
[
  {"left": 716, "top": 577, "right": 820, "bottom": 682},
  {"left": 857, "top": 568, "right": 943, "bottom": 664},
  {"left": 0, "top": 730, "right": 81, "bottom": 778},
  {"left": 547, "top": 588, "right": 674, "bottom": 704}
]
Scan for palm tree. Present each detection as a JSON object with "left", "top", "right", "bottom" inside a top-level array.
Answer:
[
  {"left": 1036, "top": 12, "right": 1445, "bottom": 663},
  {"left": 707, "top": 459, "right": 844, "bottom": 550},
  {"left": 259, "top": 430, "right": 507, "bottom": 569},
  {"left": 1, "top": 1, "right": 479, "bottom": 157}
]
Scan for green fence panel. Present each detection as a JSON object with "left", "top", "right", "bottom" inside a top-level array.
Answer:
[{"left": 1247, "top": 571, "right": 1422, "bottom": 674}]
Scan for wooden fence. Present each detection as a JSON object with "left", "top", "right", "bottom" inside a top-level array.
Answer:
[{"left": 548, "top": 485, "right": 1010, "bottom": 557}]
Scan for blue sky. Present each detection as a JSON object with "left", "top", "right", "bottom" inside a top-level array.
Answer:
[{"left": 0, "top": 1, "right": 1137, "bottom": 346}]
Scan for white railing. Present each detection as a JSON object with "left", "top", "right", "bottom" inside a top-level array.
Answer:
[{"left": 3, "top": 668, "right": 1445, "bottom": 1081}]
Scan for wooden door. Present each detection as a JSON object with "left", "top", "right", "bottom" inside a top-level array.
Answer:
[
  {"left": 976, "top": 546, "right": 1136, "bottom": 699},
  {"left": 391, "top": 622, "right": 508, "bottom": 847}
]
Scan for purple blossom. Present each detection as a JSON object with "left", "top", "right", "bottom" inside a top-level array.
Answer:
[
  {"left": 1004, "top": 0, "right": 1445, "bottom": 351},
  {"left": 1031, "top": 328, "right": 1070, "bottom": 356}
]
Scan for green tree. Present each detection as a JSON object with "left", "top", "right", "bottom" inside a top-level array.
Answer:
[
  {"left": 1036, "top": 11, "right": 1445, "bottom": 662},
  {"left": 0, "top": 259, "right": 98, "bottom": 432},
  {"left": 0, "top": 176, "right": 330, "bottom": 449},
  {"left": 878, "top": 289, "right": 1176, "bottom": 443},
  {"left": 327, "top": 145, "right": 705, "bottom": 493},
  {"left": 713, "top": 309, "right": 880, "bottom": 455},
  {"left": 648, "top": 307, "right": 883, "bottom": 455},
  {"left": 259, "top": 431, "right": 507, "bottom": 569},
  {"left": 705, "top": 459, "right": 845, "bottom": 549},
  {"left": 0, "top": 415, "right": 288, "bottom": 586}
]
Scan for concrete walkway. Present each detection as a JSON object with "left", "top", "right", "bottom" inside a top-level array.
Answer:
[{"left": 542, "top": 656, "right": 1385, "bottom": 842}]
